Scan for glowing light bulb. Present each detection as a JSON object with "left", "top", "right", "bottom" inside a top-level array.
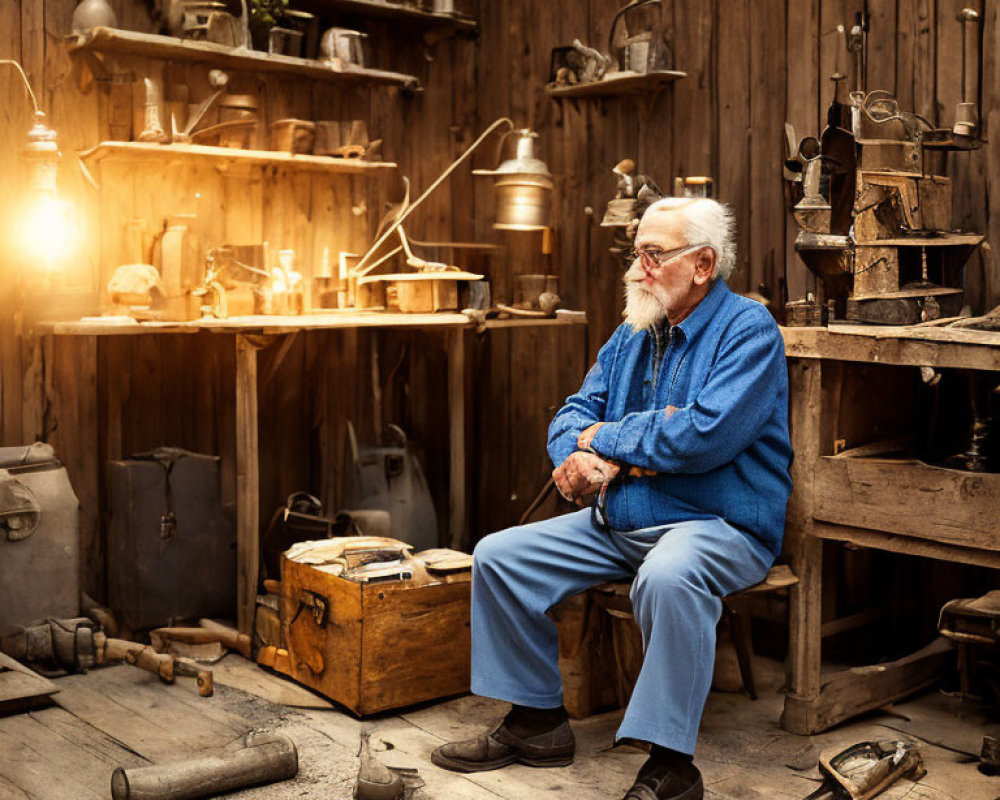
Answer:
[{"left": 19, "top": 193, "right": 76, "bottom": 270}]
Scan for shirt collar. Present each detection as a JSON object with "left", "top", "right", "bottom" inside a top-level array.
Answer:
[{"left": 672, "top": 278, "right": 730, "bottom": 341}]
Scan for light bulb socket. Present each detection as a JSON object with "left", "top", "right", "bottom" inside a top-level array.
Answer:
[{"left": 23, "top": 111, "right": 61, "bottom": 194}]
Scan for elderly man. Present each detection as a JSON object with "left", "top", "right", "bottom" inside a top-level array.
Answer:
[{"left": 432, "top": 198, "right": 793, "bottom": 800}]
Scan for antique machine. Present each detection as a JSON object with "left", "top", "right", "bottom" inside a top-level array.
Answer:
[{"left": 786, "top": 10, "right": 985, "bottom": 325}]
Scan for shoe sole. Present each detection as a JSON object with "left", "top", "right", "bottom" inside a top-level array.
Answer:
[
  {"left": 624, "top": 777, "right": 704, "bottom": 800},
  {"left": 431, "top": 750, "right": 574, "bottom": 773}
]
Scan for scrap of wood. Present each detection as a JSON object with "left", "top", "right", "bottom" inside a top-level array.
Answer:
[
  {"left": 213, "top": 654, "right": 333, "bottom": 709},
  {"left": 0, "top": 652, "right": 59, "bottom": 714}
]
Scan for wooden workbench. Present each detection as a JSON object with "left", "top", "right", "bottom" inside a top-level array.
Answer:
[
  {"left": 780, "top": 323, "right": 1000, "bottom": 735},
  {"left": 42, "top": 311, "right": 587, "bottom": 633}
]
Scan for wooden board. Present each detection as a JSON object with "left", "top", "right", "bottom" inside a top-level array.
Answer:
[
  {"left": 0, "top": 653, "right": 59, "bottom": 715},
  {"left": 782, "top": 325, "right": 1000, "bottom": 371},
  {"left": 80, "top": 141, "right": 398, "bottom": 174},
  {"left": 782, "top": 637, "right": 955, "bottom": 735},
  {"left": 66, "top": 27, "right": 421, "bottom": 90},
  {"left": 547, "top": 70, "right": 687, "bottom": 98},
  {"left": 813, "top": 455, "right": 1000, "bottom": 551},
  {"left": 53, "top": 664, "right": 247, "bottom": 761},
  {"left": 212, "top": 655, "right": 334, "bottom": 709}
]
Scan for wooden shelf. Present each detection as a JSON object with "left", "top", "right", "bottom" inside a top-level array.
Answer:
[
  {"left": 858, "top": 234, "right": 984, "bottom": 247},
  {"left": 781, "top": 324, "right": 1000, "bottom": 371},
  {"left": 67, "top": 27, "right": 421, "bottom": 91},
  {"left": 547, "top": 69, "right": 686, "bottom": 99},
  {"left": 305, "top": 0, "right": 477, "bottom": 32},
  {"left": 79, "top": 141, "right": 398, "bottom": 175},
  {"left": 39, "top": 312, "right": 588, "bottom": 337}
]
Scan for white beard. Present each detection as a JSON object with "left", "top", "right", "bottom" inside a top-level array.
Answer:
[{"left": 623, "top": 274, "right": 667, "bottom": 333}]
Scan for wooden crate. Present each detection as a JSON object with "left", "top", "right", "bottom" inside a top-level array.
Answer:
[{"left": 279, "top": 558, "right": 471, "bottom": 715}]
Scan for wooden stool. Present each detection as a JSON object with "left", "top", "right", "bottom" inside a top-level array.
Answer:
[{"left": 550, "top": 564, "right": 797, "bottom": 718}]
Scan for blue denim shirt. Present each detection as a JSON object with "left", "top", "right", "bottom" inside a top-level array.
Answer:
[{"left": 547, "top": 278, "right": 793, "bottom": 557}]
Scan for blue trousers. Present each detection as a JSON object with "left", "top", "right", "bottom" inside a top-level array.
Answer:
[{"left": 470, "top": 509, "right": 774, "bottom": 755}]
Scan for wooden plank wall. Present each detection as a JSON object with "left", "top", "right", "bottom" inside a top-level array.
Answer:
[
  {"left": 471, "top": 0, "right": 999, "bottom": 361},
  {"left": 1, "top": 1, "right": 998, "bottom": 599}
]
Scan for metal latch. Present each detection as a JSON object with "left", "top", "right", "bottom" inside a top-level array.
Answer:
[{"left": 294, "top": 590, "right": 329, "bottom": 628}]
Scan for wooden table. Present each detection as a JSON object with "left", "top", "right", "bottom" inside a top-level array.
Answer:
[
  {"left": 43, "top": 311, "right": 587, "bottom": 633},
  {"left": 780, "top": 323, "right": 1000, "bottom": 735}
]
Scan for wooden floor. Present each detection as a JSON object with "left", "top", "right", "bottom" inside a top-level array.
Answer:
[{"left": 1, "top": 655, "right": 997, "bottom": 800}]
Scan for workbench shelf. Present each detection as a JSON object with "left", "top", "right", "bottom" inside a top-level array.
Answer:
[
  {"left": 780, "top": 323, "right": 1000, "bottom": 736},
  {"left": 79, "top": 141, "right": 398, "bottom": 175},
  {"left": 812, "top": 453, "right": 1000, "bottom": 555},
  {"left": 303, "top": 0, "right": 477, "bottom": 33},
  {"left": 546, "top": 69, "right": 687, "bottom": 99},
  {"left": 67, "top": 27, "right": 421, "bottom": 91}
]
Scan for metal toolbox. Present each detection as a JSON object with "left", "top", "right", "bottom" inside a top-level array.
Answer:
[{"left": 107, "top": 448, "right": 235, "bottom": 630}]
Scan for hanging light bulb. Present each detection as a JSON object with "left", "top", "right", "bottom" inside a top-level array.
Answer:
[
  {"left": 19, "top": 111, "right": 76, "bottom": 269},
  {"left": 2, "top": 60, "right": 79, "bottom": 273}
]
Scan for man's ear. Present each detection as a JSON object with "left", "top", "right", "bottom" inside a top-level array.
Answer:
[{"left": 692, "top": 247, "right": 716, "bottom": 285}]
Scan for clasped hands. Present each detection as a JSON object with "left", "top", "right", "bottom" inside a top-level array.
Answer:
[
  {"left": 552, "top": 422, "right": 660, "bottom": 507},
  {"left": 552, "top": 423, "right": 617, "bottom": 507}
]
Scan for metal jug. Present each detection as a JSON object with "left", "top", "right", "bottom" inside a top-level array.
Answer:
[{"left": 320, "top": 27, "right": 367, "bottom": 68}]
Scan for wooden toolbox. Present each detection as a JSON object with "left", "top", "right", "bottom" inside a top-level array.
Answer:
[{"left": 278, "top": 557, "right": 471, "bottom": 715}]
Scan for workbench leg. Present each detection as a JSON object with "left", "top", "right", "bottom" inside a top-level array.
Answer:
[
  {"left": 781, "top": 358, "right": 824, "bottom": 734},
  {"left": 448, "top": 329, "right": 468, "bottom": 552},
  {"left": 235, "top": 335, "right": 261, "bottom": 635}
]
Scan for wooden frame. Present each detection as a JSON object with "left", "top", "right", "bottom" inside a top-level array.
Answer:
[{"left": 780, "top": 324, "right": 1000, "bottom": 735}]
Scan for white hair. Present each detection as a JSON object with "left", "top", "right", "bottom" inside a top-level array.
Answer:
[{"left": 642, "top": 197, "right": 738, "bottom": 280}]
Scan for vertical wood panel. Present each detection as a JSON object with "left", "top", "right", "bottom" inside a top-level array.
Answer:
[
  {"left": 748, "top": 0, "right": 787, "bottom": 301},
  {"left": 784, "top": 0, "right": 821, "bottom": 302},
  {"left": 936, "top": 0, "right": 986, "bottom": 311},
  {"left": 985, "top": 0, "right": 1000, "bottom": 306},
  {"left": 716, "top": 0, "right": 751, "bottom": 289},
  {"left": 868, "top": 0, "right": 899, "bottom": 93}
]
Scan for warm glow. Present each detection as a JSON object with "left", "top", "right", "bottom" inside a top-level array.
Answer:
[{"left": 18, "top": 193, "right": 77, "bottom": 270}]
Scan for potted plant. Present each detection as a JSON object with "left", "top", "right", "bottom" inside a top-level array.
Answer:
[{"left": 248, "top": 0, "right": 313, "bottom": 56}]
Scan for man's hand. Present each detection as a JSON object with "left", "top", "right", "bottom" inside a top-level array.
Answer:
[
  {"left": 576, "top": 422, "right": 605, "bottom": 450},
  {"left": 552, "top": 451, "right": 619, "bottom": 507}
]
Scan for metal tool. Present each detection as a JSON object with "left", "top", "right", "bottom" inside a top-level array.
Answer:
[{"left": 794, "top": 157, "right": 831, "bottom": 234}]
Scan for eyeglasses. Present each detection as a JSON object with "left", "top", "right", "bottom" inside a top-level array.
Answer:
[{"left": 628, "top": 243, "right": 713, "bottom": 270}]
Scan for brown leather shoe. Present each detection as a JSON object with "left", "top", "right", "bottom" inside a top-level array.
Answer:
[{"left": 430, "top": 721, "right": 575, "bottom": 773}]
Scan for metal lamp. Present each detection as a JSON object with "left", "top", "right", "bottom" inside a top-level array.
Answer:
[
  {"left": 353, "top": 118, "right": 553, "bottom": 279},
  {"left": 473, "top": 129, "right": 553, "bottom": 232}
]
